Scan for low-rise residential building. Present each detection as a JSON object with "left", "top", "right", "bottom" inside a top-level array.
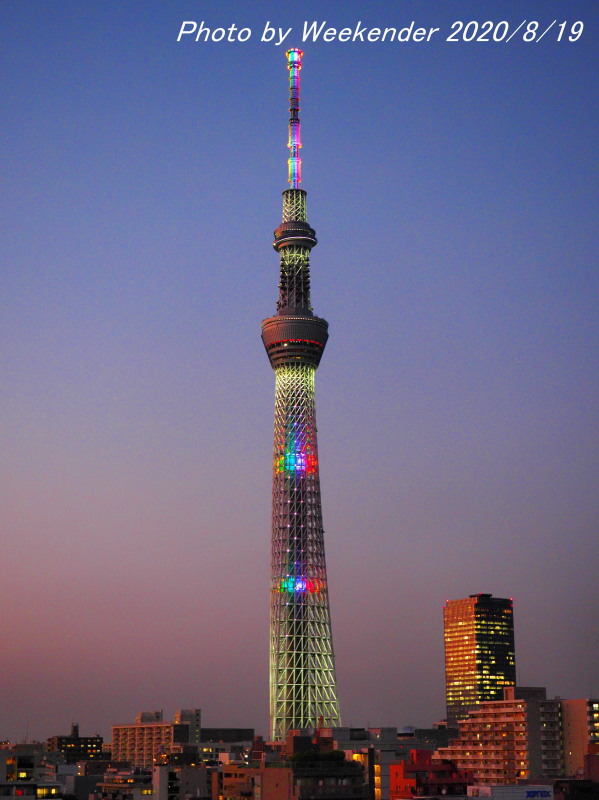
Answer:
[
  {"left": 0, "top": 744, "right": 46, "bottom": 782},
  {"left": 195, "top": 730, "right": 254, "bottom": 767},
  {"left": 0, "top": 782, "right": 62, "bottom": 800},
  {"left": 389, "top": 749, "right": 471, "bottom": 798},
  {"left": 152, "top": 764, "right": 209, "bottom": 800},
  {"left": 96, "top": 768, "right": 153, "bottom": 800},
  {"left": 327, "top": 727, "right": 399, "bottom": 800},
  {"left": 210, "top": 764, "right": 299, "bottom": 800},
  {"left": 47, "top": 724, "right": 103, "bottom": 764},
  {"left": 560, "top": 699, "right": 599, "bottom": 777},
  {"left": 112, "top": 711, "right": 202, "bottom": 767}
]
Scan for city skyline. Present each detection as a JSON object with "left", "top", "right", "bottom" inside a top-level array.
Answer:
[{"left": 2, "top": 0, "right": 598, "bottom": 743}]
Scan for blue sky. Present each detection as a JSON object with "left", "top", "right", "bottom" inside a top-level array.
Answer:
[{"left": 1, "top": 0, "right": 597, "bottom": 740}]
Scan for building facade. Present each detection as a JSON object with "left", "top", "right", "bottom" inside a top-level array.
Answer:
[
  {"left": 560, "top": 698, "right": 599, "bottom": 777},
  {"left": 327, "top": 728, "right": 404, "bottom": 800},
  {"left": 211, "top": 765, "right": 300, "bottom": 800},
  {"left": 111, "top": 710, "right": 201, "bottom": 767},
  {"left": 262, "top": 48, "right": 340, "bottom": 740},
  {"left": 47, "top": 724, "right": 103, "bottom": 764},
  {"left": 444, "top": 594, "right": 516, "bottom": 726},
  {"left": 173, "top": 710, "right": 201, "bottom": 748},
  {"left": 389, "top": 750, "right": 470, "bottom": 799},
  {"left": 0, "top": 782, "right": 61, "bottom": 800},
  {"left": 152, "top": 764, "right": 209, "bottom": 800},
  {"left": 435, "top": 687, "right": 562, "bottom": 784}
]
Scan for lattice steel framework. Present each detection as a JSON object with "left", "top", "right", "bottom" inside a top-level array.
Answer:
[{"left": 261, "top": 49, "right": 341, "bottom": 741}]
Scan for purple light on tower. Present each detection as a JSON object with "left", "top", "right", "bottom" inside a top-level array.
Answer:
[{"left": 261, "top": 49, "right": 341, "bottom": 741}]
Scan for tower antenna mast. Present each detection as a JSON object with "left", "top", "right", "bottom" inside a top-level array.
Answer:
[{"left": 287, "top": 47, "right": 302, "bottom": 188}]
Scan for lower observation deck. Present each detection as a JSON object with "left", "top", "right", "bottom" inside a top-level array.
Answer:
[{"left": 261, "top": 314, "right": 328, "bottom": 368}]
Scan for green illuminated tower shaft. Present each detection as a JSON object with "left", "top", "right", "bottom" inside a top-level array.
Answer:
[{"left": 261, "top": 49, "right": 341, "bottom": 741}]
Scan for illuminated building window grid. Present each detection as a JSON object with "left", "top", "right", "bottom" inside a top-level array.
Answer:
[
  {"left": 438, "top": 699, "right": 564, "bottom": 783},
  {"left": 444, "top": 599, "right": 516, "bottom": 727}
]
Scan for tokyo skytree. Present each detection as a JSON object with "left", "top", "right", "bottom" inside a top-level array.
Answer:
[{"left": 261, "top": 49, "right": 341, "bottom": 741}]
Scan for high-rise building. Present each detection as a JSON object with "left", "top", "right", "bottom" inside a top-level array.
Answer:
[
  {"left": 261, "top": 49, "right": 341, "bottom": 741},
  {"left": 444, "top": 593, "right": 516, "bottom": 726}
]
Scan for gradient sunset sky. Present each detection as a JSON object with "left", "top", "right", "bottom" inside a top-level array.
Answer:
[{"left": 2, "top": 0, "right": 598, "bottom": 742}]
